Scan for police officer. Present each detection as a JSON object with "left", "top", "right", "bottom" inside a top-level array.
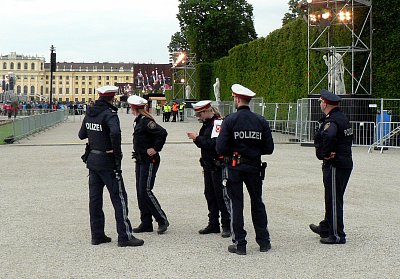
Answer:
[
  {"left": 78, "top": 86, "right": 144, "bottom": 247},
  {"left": 216, "top": 84, "right": 274, "bottom": 255},
  {"left": 310, "top": 89, "right": 353, "bottom": 244},
  {"left": 128, "top": 95, "right": 169, "bottom": 234},
  {"left": 187, "top": 100, "right": 231, "bottom": 238}
]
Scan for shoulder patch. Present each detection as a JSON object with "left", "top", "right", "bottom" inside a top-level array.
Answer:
[
  {"left": 323, "top": 122, "right": 331, "bottom": 131},
  {"left": 147, "top": 121, "right": 157, "bottom": 129}
]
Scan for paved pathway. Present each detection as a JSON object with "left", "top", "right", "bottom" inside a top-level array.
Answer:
[{"left": 0, "top": 111, "right": 399, "bottom": 278}]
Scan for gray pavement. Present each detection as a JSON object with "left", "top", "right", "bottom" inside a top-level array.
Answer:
[{"left": 0, "top": 111, "right": 399, "bottom": 278}]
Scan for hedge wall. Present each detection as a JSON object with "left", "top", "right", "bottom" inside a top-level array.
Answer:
[{"left": 194, "top": 1, "right": 400, "bottom": 102}]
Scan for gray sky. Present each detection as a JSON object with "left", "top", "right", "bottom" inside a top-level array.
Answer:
[{"left": 1, "top": 0, "right": 288, "bottom": 63}]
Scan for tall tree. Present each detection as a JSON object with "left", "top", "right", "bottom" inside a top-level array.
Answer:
[
  {"left": 282, "top": 0, "right": 307, "bottom": 26},
  {"left": 176, "top": 0, "right": 257, "bottom": 62},
  {"left": 167, "top": 31, "right": 189, "bottom": 53}
]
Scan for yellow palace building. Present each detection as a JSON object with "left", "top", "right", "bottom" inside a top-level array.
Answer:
[{"left": 1, "top": 52, "right": 134, "bottom": 103}]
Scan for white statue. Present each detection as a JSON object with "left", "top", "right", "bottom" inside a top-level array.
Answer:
[
  {"left": 213, "top": 78, "right": 221, "bottom": 102},
  {"left": 323, "top": 50, "right": 346, "bottom": 95},
  {"left": 185, "top": 84, "right": 191, "bottom": 99}
]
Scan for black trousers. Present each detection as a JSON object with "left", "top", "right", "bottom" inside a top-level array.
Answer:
[
  {"left": 319, "top": 164, "right": 352, "bottom": 240},
  {"left": 135, "top": 160, "right": 168, "bottom": 226},
  {"left": 88, "top": 169, "right": 134, "bottom": 242},
  {"left": 203, "top": 166, "right": 231, "bottom": 228},
  {"left": 226, "top": 166, "right": 270, "bottom": 248}
]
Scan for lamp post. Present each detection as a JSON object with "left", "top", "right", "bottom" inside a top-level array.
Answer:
[{"left": 50, "top": 45, "right": 56, "bottom": 108}]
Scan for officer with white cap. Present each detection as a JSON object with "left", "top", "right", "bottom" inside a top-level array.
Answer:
[
  {"left": 310, "top": 89, "right": 353, "bottom": 244},
  {"left": 187, "top": 100, "right": 231, "bottom": 238},
  {"left": 216, "top": 84, "right": 274, "bottom": 255},
  {"left": 78, "top": 86, "right": 144, "bottom": 247},
  {"left": 128, "top": 95, "right": 170, "bottom": 234}
]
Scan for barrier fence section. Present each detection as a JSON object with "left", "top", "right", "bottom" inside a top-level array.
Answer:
[
  {"left": 10, "top": 110, "right": 68, "bottom": 141},
  {"left": 216, "top": 98, "right": 400, "bottom": 148}
]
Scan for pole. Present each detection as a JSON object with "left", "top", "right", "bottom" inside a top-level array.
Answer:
[{"left": 50, "top": 45, "right": 56, "bottom": 109}]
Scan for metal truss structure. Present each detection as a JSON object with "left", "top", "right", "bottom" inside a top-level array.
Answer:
[
  {"left": 170, "top": 52, "right": 196, "bottom": 100},
  {"left": 307, "top": 0, "right": 372, "bottom": 95}
]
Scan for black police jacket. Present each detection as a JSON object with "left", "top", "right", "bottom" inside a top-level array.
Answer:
[
  {"left": 216, "top": 106, "right": 274, "bottom": 165},
  {"left": 78, "top": 99, "right": 122, "bottom": 170},
  {"left": 194, "top": 115, "right": 220, "bottom": 168},
  {"left": 314, "top": 107, "right": 353, "bottom": 169},
  {"left": 133, "top": 114, "right": 167, "bottom": 159}
]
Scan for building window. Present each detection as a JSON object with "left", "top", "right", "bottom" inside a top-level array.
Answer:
[
  {"left": 106, "top": 82, "right": 109, "bottom": 85},
  {"left": 31, "top": 86, "right": 35, "bottom": 95},
  {"left": 106, "top": 76, "right": 110, "bottom": 80},
  {"left": 24, "top": 63, "right": 28, "bottom": 70},
  {"left": 17, "top": 63, "right": 21, "bottom": 70},
  {"left": 114, "top": 76, "right": 117, "bottom": 80},
  {"left": 66, "top": 76, "right": 69, "bottom": 80},
  {"left": 46, "top": 76, "right": 49, "bottom": 80},
  {"left": 46, "top": 87, "right": 49, "bottom": 94},
  {"left": 17, "top": 86, "right": 21, "bottom": 94},
  {"left": 40, "top": 86, "right": 44, "bottom": 94},
  {"left": 3, "top": 62, "right": 6, "bottom": 69},
  {"left": 66, "top": 88, "right": 69, "bottom": 94},
  {"left": 41, "top": 63, "right": 43, "bottom": 70},
  {"left": 75, "top": 88, "right": 78, "bottom": 94},
  {"left": 75, "top": 76, "right": 79, "bottom": 80},
  {"left": 66, "top": 98, "right": 70, "bottom": 102},
  {"left": 59, "top": 88, "right": 63, "bottom": 94},
  {"left": 89, "top": 88, "right": 92, "bottom": 94},
  {"left": 89, "top": 76, "right": 92, "bottom": 80},
  {"left": 126, "top": 76, "right": 129, "bottom": 80},
  {"left": 82, "top": 76, "right": 85, "bottom": 80},
  {"left": 24, "top": 86, "right": 28, "bottom": 94},
  {"left": 98, "top": 82, "right": 101, "bottom": 85},
  {"left": 98, "top": 76, "right": 101, "bottom": 80},
  {"left": 82, "top": 88, "right": 85, "bottom": 94},
  {"left": 31, "top": 63, "right": 35, "bottom": 70},
  {"left": 75, "top": 98, "right": 78, "bottom": 102},
  {"left": 59, "top": 76, "right": 63, "bottom": 80},
  {"left": 10, "top": 62, "right": 14, "bottom": 70},
  {"left": 82, "top": 98, "right": 85, "bottom": 103}
]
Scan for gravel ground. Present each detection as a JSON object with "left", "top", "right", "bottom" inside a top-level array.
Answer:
[{"left": 0, "top": 111, "right": 399, "bottom": 279}]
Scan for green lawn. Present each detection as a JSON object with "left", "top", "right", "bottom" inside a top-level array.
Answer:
[{"left": 0, "top": 121, "right": 13, "bottom": 144}]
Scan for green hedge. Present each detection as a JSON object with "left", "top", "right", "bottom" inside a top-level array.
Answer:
[{"left": 194, "top": 1, "right": 400, "bottom": 102}]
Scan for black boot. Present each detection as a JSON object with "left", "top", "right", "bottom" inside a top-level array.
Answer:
[
  {"left": 198, "top": 225, "right": 220, "bottom": 234},
  {"left": 118, "top": 236, "right": 145, "bottom": 247},
  {"left": 133, "top": 224, "right": 153, "bottom": 233},
  {"left": 228, "top": 244, "right": 246, "bottom": 255},
  {"left": 91, "top": 235, "right": 112, "bottom": 245},
  {"left": 309, "top": 224, "right": 329, "bottom": 238},
  {"left": 221, "top": 227, "right": 231, "bottom": 238}
]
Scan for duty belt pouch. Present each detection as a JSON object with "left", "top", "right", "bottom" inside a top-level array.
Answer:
[{"left": 81, "top": 143, "right": 90, "bottom": 163}]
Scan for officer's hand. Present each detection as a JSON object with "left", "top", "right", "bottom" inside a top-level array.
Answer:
[
  {"left": 147, "top": 148, "right": 157, "bottom": 156},
  {"left": 324, "top": 152, "right": 336, "bottom": 160},
  {"left": 186, "top": 132, "right": 198, "bottom": 140}
]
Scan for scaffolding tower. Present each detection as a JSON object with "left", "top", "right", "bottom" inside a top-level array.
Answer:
[
  {"left": 170, "top": 52, "right": 196, "bottom": 100},
  {"left": 307, "top": 0, "right": 372, "bottom": 95}
]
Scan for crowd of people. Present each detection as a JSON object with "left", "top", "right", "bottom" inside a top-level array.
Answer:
[{"left": 78, "top": 84, "right": 353, "bottom": 255}]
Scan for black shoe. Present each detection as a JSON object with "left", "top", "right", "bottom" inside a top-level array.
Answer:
[
  {"left": 260, "top": 242, "right": 271, "bottom": 252},
  {"left": 91, "top": 235, "right": 111, "bottom": 245},
  {"left": 118, "top": 237, "right": 144, "bottom": 247},
  {"left": 221, "top": 227, "right": 231, "bottom": 238},
  {"left": 198, "top": 225, "right": 220, "bottom": 235},
  {"left": 157, "top": 220, "right": 169, "bottom": 234},
  {"left": 309, "top": 224, "right": 329, "bottom": 238},
  {"left": 228, "top": 244, "right": 246, "bottom": 255},
  {"left": 133, "top": 224, "right": 153, "bottom": 233},
  {"left": 320, "top": 236, "right": 346, "bottom": 244}
]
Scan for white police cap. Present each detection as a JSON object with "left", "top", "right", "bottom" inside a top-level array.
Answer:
[
  {"left": 96, "top": 85, "right": 119, "bottom": 96},
  {"left": 231, "top": 84, "right": 256, "bottom": 99},
  {"left": 192, "top": 100, "right": 212, "bottom": 112},
  {"left": 127, "top": 95, "right": 147, "bottom": 108}
]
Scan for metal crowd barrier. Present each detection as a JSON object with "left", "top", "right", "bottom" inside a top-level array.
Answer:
[{"left": 7, "top": 110, "right": 69, "bottom": 142}]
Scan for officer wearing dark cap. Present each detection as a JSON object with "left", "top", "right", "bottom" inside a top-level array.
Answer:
[
  {"left": 78, "top": 86, "right": 144, "bottom": 247},
  {"left": 216, "top": 84, "right": 274, "bottom": 255},
  {"left": 310, "top": 89, "right": 353, "bottom": 244}
]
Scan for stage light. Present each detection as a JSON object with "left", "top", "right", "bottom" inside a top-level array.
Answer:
[
  {"left": 339, "top": 11, "right": 351, "bottom": 21},
  {"left": 322, "top": 11, "right": 331, "bottom": 20},
  {"left": 309, "top": 13, "right": 317, "bottom": 23}
]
